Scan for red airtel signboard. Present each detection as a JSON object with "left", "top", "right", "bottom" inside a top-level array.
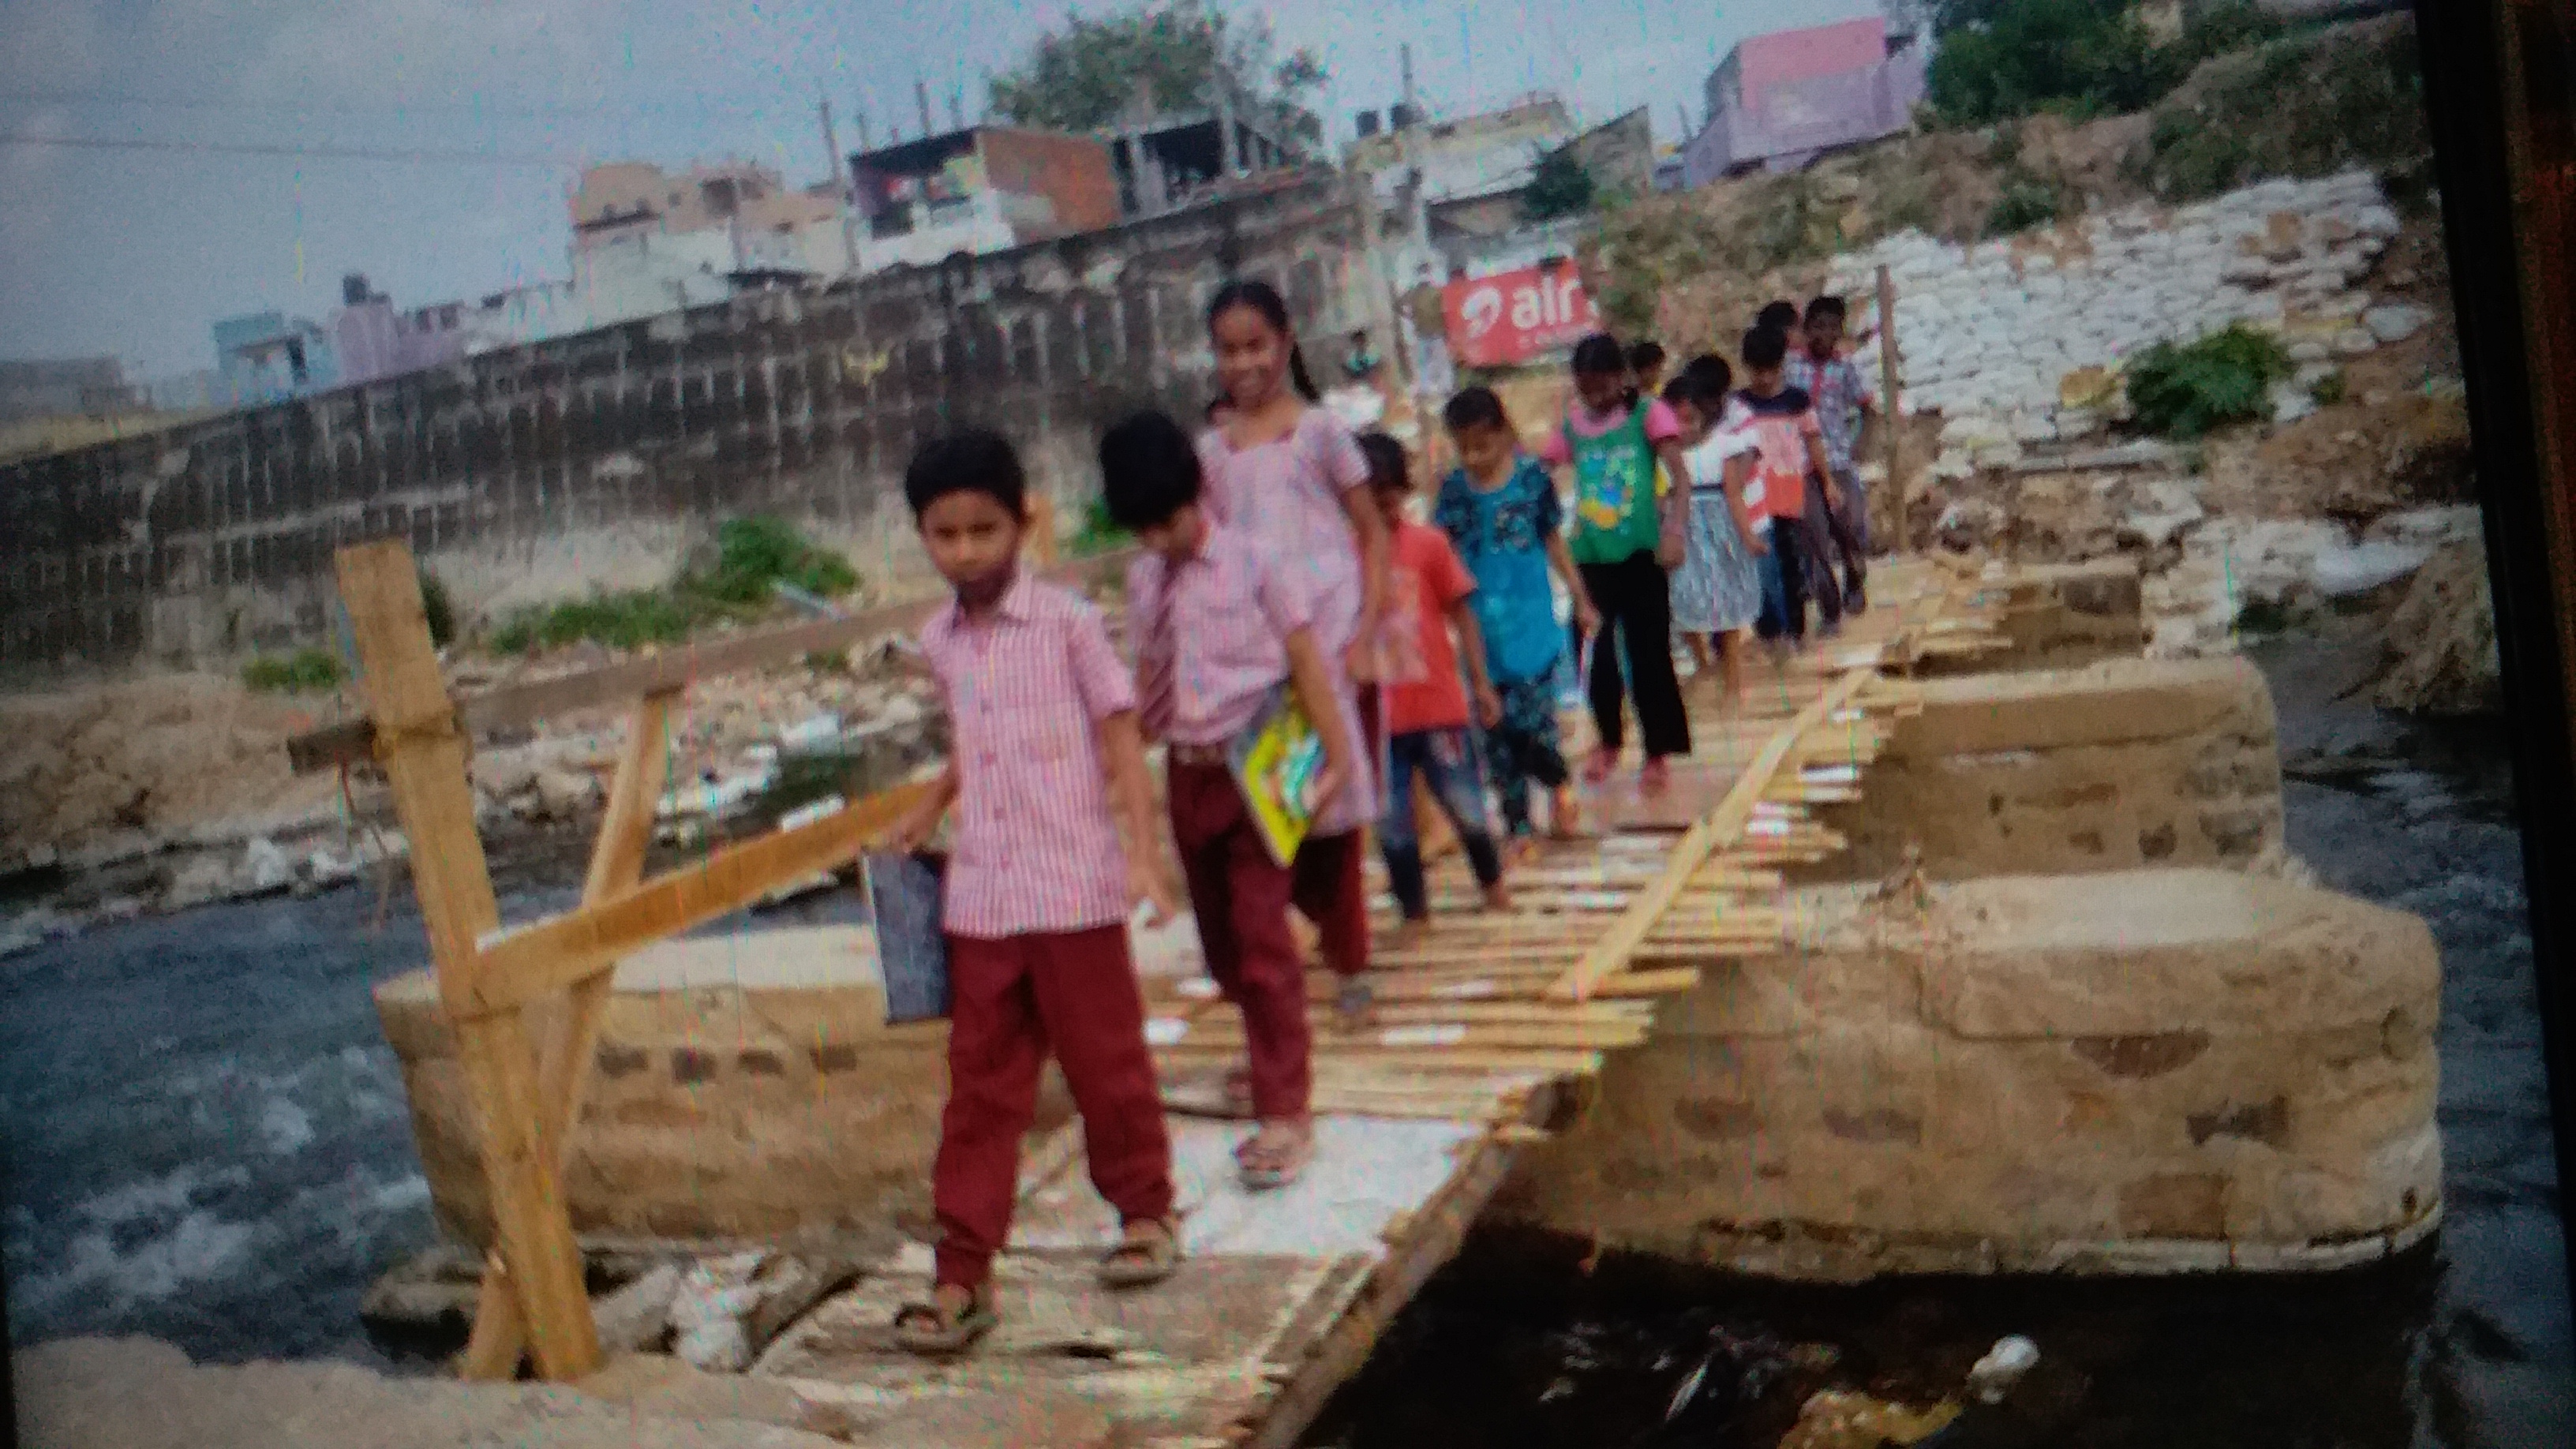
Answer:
[{"left": 1441, "top": 263, "right": 1601, "bottom": 368}]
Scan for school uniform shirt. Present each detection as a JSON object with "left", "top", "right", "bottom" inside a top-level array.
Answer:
[
  {"left": 1432, "top": 455, "right": 1566, "bottom": 688},
  {"left": 919, "top": 572, "right": 1138, "bottom": 938},
  {"left": 1379, "top": 521, "right": 1478, "bottom": 736},
  {"left": 1126, "top": 520, "right": 1316, "bottom": 748},
  {"left": 1537, "top": 397, "right": 1685, "bottom": 566},
  {"left": 1732, "top": 387, "right": 1826, "bottom": 522}
]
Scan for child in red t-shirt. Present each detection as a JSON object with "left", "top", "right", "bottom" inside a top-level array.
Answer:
[{"left": 1357, "top": 433, "right": 1511, "bottom": 945}]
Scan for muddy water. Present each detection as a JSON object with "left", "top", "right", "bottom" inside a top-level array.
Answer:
[
  {"left": 2, "top": 626, "right": 2569, "bottom": 1447},
  {"left": 1303, "top": 624, "right": 2573, "bottom": 1447}
]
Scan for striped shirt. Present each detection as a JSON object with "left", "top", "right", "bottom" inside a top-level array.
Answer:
[
  {"left": 1127, "top": 521, "right": 1314, "bottom": 747},
  {"left": 919, "top": 571, "right": 1137, "bottom": 939},
  {"left": 1785, "top": 350, "right": 1876, "bottom": 473}
]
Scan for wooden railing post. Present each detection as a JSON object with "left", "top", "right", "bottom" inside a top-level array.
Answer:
[
  {"left": 335, "top": 540, "right": 601, "bottom": 1381},
  {"left": 459, "top": 690, "right": 676, "bottom": 1377}
]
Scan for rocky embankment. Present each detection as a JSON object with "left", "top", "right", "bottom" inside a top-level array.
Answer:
[
  {"left": 0, "top": 640, "right": 947, "bottom": 956},
  {"left": 1804, "top": 167, "right": 2488, "bottom": 710}
]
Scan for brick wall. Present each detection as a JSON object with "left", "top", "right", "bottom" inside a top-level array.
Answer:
[
  {"left": 0, "top": 170, "right": 1374, "bottom": 672},
  {"left": 980, "top": 129, "right": 1123, "bottom": 236}
]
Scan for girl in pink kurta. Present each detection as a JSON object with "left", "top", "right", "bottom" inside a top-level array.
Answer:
[{"left": 1198, "top": 279, "right": 1391, "bottom": 1015}]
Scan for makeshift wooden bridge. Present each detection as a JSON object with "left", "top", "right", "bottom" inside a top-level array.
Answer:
[{"left": 297, "top": 537, "right": 2001, "bottom": 1448}]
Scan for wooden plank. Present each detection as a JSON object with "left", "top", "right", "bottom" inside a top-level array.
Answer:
[
  {"left": 466, "top": 779, "right": 936, "bottom": 1015},
  {"left": 1547, "top": 668, "right": 1876, "bottom": 1004},
  {"left": 287, "top": 548, "right": 1137, "bottom": 772},
  {"left": 459, "top": 689, "right": 676, "bottom": 1376},
  {"left": 335, "top": 540, "right": 601, "bottom": 1382},
  {"left": 1877, "top": 262, "right": 1905, "bottom": 551}
]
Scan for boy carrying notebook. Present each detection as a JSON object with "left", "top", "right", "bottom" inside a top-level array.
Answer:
[{"left": 882, "top": 429, "right": 1185, "bottom": 1357}]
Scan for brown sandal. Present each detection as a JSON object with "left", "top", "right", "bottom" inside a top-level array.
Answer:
[
  {"left": 1098, "top": 1217, "right": 1182, "bottom": 1289},
  {"left": 1236, "top": 1119, "right": 1315, "bottom": 1192},
  {"left": 892, "top": 1284, "right": 997, "bottom": 1357}
]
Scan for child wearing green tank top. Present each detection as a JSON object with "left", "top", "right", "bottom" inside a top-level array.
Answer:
[{"left": 1536, "top": 334, "right": 1697, "bottom": 796}]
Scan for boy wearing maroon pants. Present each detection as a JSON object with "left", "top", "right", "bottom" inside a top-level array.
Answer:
[
  {"left": 886, "top": 429, "right": 1186, "bottom": 1357},
  {"left": 1100, "top": 411, "right": 1359, "bottom": 1194}
]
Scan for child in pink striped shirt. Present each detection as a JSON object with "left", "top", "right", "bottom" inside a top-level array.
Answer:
[
  {"left": 1104, "top": 409, "right": 1359, "bottom": 1194},
  {"left": 885, "top": 428, "right": 1184, "bottom": 1357}
]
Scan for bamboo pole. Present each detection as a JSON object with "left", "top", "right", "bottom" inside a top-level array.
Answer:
[
  {"left": 335, "top": 541, "right": 601, "bottom": 1382},
  {"left": 459, "top": 690, "right": 675, "bottom": 1377}
]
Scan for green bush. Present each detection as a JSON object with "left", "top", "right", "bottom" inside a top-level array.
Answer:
[
  {"left": 478, "top": 516, "right": 859, "bottom": 656},
  {"left": 418, "top": 568, "right": 457, "bottom": 649},
  {"left": 680, "top": 515, "right": 860, "bottom": 610},
  {"left": 242, "top": 648, "right": 346, "bottom": 694},
  {"left": 1985, "top": 176, "right": 2064, "bottom": 235},
  {"left": 2310, "top": 369, "right": 2349, "bottom": 408},
  {"left": 487, "top": 590, "right": 698, "bottom": 656},
  {"left": 2125, "top": 324, "right": 2293, "bottom": 438},
  {"left": 1927, "top": 0, "right": 2286, "bottom": 128},
  {"left": 1067, "top": 496, "right": 1131, "bottom": 557},
  {"left": 2139, "top": 16, "right": 2428, "bottom": 203}
]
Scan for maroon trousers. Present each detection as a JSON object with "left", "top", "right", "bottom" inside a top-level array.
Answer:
[
  {"left": 1169, "top": 761, "right": 1314, "bottom": 1121},
  {"left": 933, "top": 924, "right": 1174, "bottom": 1291}
]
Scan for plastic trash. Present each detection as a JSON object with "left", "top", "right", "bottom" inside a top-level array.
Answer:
[{"left": 1966, "top": 1335, "right": 2040, "bottom": 1404}]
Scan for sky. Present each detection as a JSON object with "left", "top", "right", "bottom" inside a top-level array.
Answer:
[{"left": 0, "top": 0, "right": 1876, "bottom": 380}]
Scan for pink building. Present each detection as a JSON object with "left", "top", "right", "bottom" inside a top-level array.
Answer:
[{"left": 1685, "top": 13, "right": 1929, "bottom": 185}]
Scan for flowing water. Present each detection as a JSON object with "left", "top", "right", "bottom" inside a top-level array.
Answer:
[{"left": 1, "top": 628, "right": 2569, "bottom": 1447}]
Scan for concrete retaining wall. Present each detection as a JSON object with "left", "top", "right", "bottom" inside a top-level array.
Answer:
[
  {"left": 1494, "top": 868, "right": 2443, "bottom": 1279},
  {"left": 2, "top": 173, "right": 1374, "bottom": 673},
  {"left": 376, "top": 927, "right": 1060, "bottom": 1245},
  {"left": 1803, "top": 654, "right": 2283, "bottom": 883}
]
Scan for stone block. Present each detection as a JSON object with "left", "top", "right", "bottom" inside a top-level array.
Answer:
[
  {"left": 1502, "top": 868, "right": 2443, "bottom": 1279},
  {"left": 1807, "top": 657, "right": 2282, "bottom": 884}
]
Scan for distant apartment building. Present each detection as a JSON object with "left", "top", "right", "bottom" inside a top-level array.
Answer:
[
  {"left": 1096, "top": 73, "right": 1309, "bottom": 219},
  {"left": 0, "top": 358, "right": 138, "bottom": 425},
  {"left": 212, "top": 311, "right": 339, "bottom": 405},
  {"left": 1347, "top": 94, "right": 1653, "bottom": 290},
  {"left": 848, "top": 125, "right": 1119, "bottom": 268},
  {"left": 1682, "top": 13, "right": 1929, "bottom": 185}
]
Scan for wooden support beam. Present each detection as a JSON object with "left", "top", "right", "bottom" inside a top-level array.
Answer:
[
  {"left": 287, "top": 548, "right": 1136, "bottom": 773},
  {"left": 335, "top": 540, "right": 601, "bottom": 1383},
  {"left": 459, "top": 689, "right": 675, "bottom": 1378},
  {"left": 467, "top": 779, "right": 935, "bottom": 1016},
  {"left": 1547, "top": 669, "right": 1876, "bottom": 1004}
]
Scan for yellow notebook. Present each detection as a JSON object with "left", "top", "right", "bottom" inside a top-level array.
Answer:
[{"left": 1228, "top": 686, "right": 1327, "bottom": 867}]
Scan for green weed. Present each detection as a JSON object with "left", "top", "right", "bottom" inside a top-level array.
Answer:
[
  {"left": 242, "top": 648, "right": 346, "bottom": 694},
  {"left": 2125, "top": 324, "right": 2294, "bottom": 439}
]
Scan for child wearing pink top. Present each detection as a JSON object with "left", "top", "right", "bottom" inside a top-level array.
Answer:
[
  {"left": 886, "top": 429, "right": 1185, "bottom": 1357},
  {"left": 1198, "top": 279, "right": 1389, "bottom": 994},
  {"left": 1106, "top": 410, "right": 1359, "bottom": 1194}
]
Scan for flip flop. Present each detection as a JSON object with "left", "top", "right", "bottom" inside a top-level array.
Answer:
[
  {"left": 1639, "top": 758, "right": 1673, "bottom": 797},
  {"left": 1236, "top": 1121, "right": 1315, "bottom": 1193},
  {"left": 1097, "top": 1217, "right": 1183, "bottom": 1289},
  {"left": 892, "top": 1288, "right": 997, "bottom": 1357},
  {"left": 1335, "top": 975, "right": 1376, "bottom": 1020}
]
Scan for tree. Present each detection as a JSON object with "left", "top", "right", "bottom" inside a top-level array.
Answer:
[
  {"left": 1924, "top": 0, "right": 2283, "bottom": 126},
  {"left": 988, "top": 0, "right": 1329, "bottom": 147},
  {"left": 1520, "top": 147, "right": 1597, "bottom": 222}
]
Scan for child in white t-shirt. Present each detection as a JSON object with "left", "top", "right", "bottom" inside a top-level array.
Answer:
[{"left": 1661, "top": 357, "right": 1765, "bottom": 710}]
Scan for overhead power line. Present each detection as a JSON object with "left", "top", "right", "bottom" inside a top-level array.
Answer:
[
  {"left": 0, "top": 88, "right": 796, "bottom": 122},
  {"left": 0, "top": 132, "right": 582, "bottom": 167}
]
